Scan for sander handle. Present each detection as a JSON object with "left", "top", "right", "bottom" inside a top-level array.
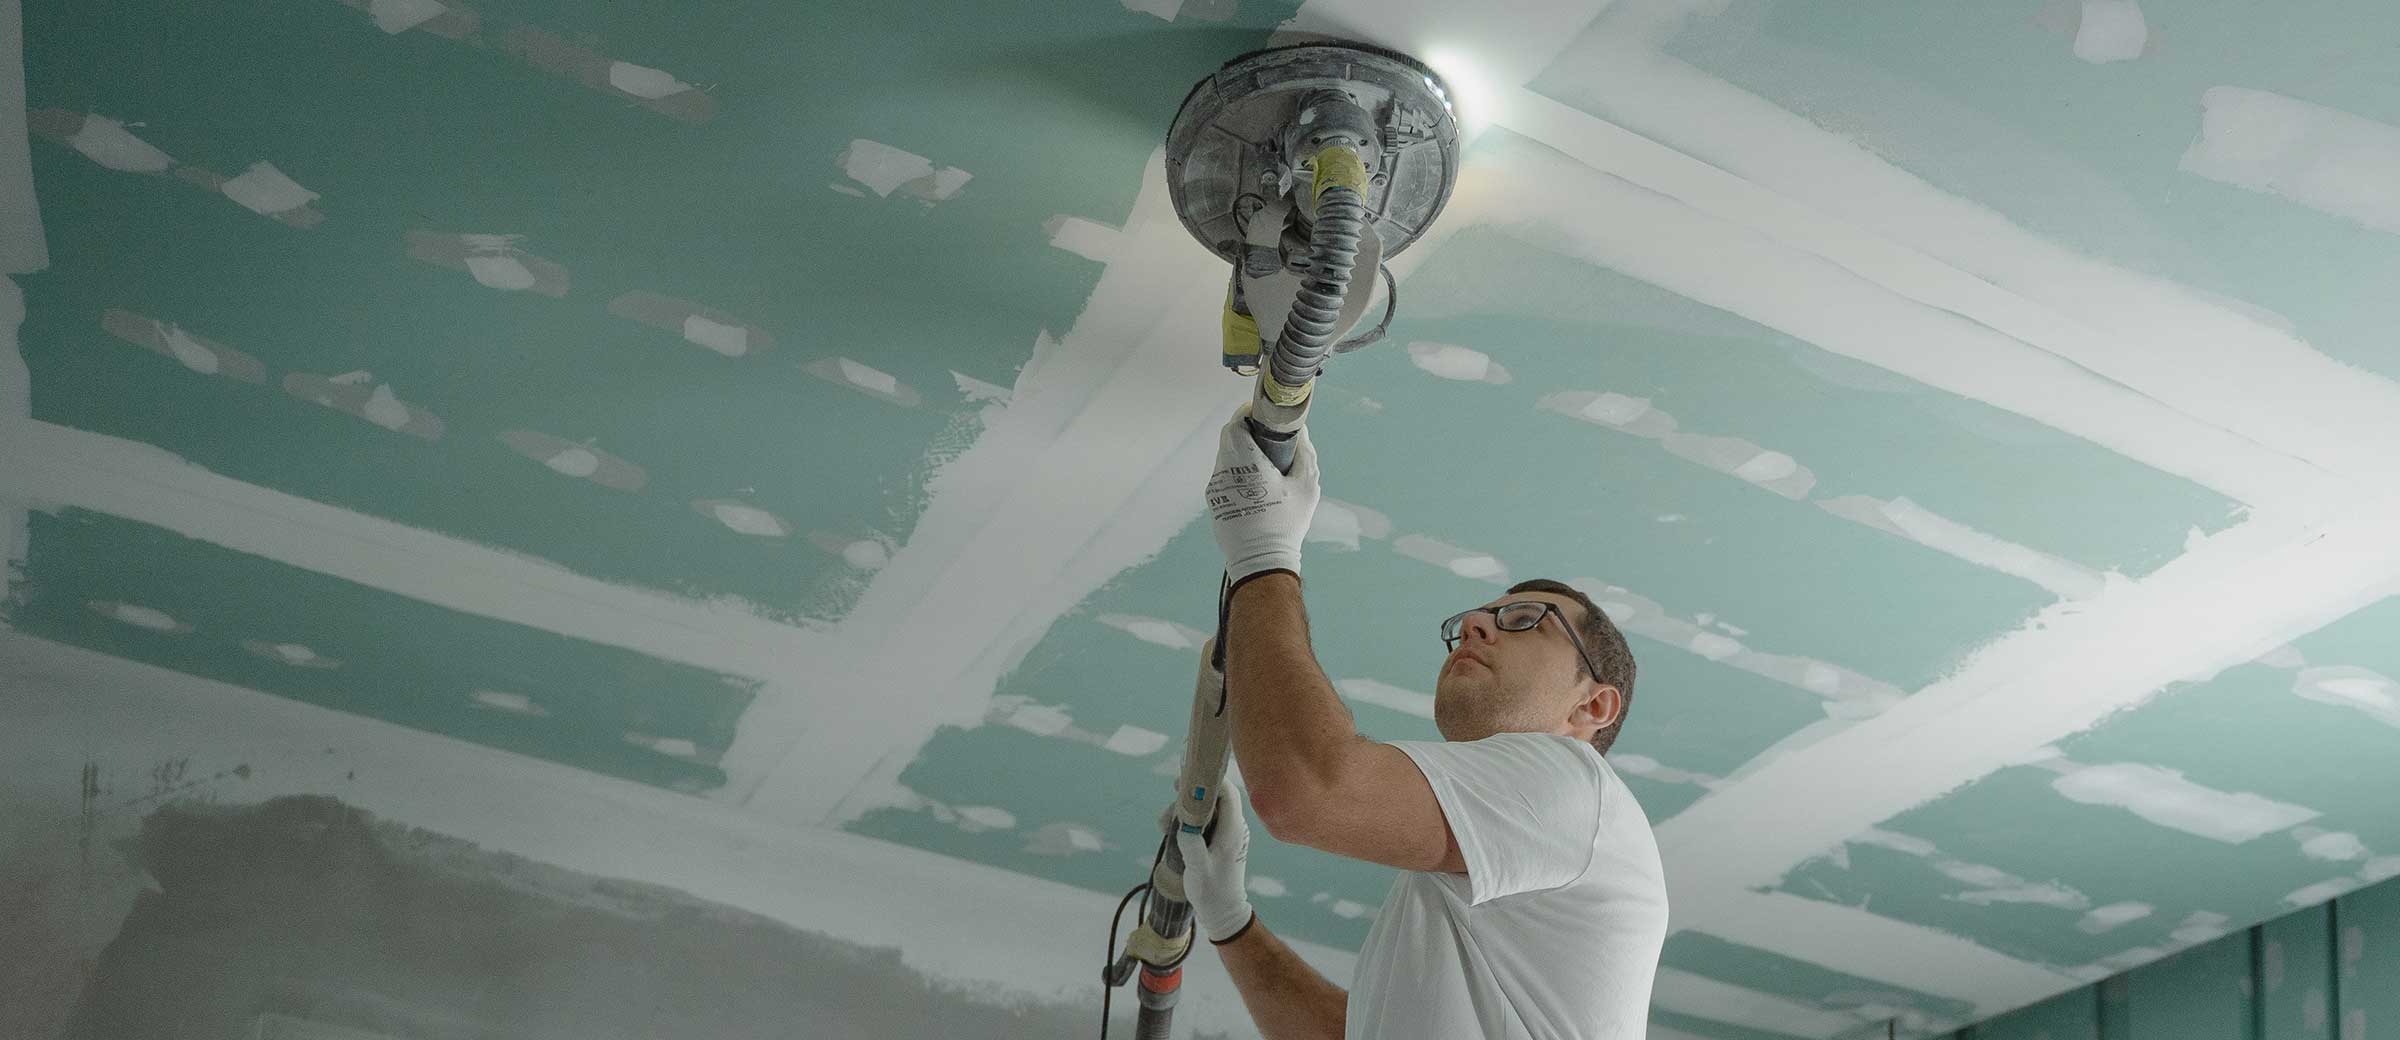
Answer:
[{"left": 1245, "top": 379, "right": 1311, "bottom": 476}]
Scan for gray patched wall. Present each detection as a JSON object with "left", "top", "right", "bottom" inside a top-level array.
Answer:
[{"left": 49, "top": 795, "right": 1160, "bottom": 1040}]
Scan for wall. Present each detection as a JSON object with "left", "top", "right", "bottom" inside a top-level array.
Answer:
[
  {"left": 1954, "top": 877, "right": 2399, "bottom": 1040},
  {"left": 0, "top": 628, "right": 1321, "bottom": 1040}
]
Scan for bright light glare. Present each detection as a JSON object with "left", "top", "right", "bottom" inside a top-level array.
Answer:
[{"left": 1418, "top": 48, "right": 1496, "bottom": 137}]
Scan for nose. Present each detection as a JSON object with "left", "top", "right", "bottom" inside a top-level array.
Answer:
[{"left": 1458, "top": 611, "right": 1501, "bottom": 645}]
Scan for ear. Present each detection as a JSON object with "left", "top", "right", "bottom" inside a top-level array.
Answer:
[{"left": 1574, "top": 680, "right": 1623, "bottom": 734}]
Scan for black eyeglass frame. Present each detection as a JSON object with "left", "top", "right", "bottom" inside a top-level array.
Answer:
[{"left": 1439, "top": 601, "right": 1604, "bottom": 684}]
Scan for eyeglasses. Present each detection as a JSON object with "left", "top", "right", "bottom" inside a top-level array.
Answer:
[{"left": 1440, "top": 601, "right": 1602, "bottom": 682}]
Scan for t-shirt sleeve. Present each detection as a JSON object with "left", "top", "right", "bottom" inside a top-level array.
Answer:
[{"left": 1387, "top": 732, "right": 1604, "bottom": 906}]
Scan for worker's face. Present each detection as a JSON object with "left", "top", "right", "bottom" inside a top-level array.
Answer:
[{"left": 1432, "top": 591, "right": 1620, "bottom": 744}]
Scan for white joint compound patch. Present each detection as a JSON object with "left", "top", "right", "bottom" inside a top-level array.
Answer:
[
  {"left": 2073, "top": 0, "right": 2148, "bottom": 63},
  {"left": 362, "top": 385, "right": 411, "bottom": 430},
  {"left": 2052, "top": 762, "right": 2318, "bottom": 842},
  {"left": 1101, "top": 725, "right": 1169, "bottom": 757},
  {"left": 1562, "top": 576, "right": 1904, "bottom": 713},
  {"left": 472, "top": 689, "right": 547, "bottom": 716},
  {"left": 2079, "top": 901, "right": 2154, "bottom": 934},
  {"left": 1095, "top": 613, "right": 1206, "bottom": 650},
  {"left": 607, "top": 61, "right": 693, "bottom": 99},
  {"left": 994, "top": 699, "right": 1073, "bottom": 738},
  {"left": 1393, "top": 533, "right": 1511, "bottom": 586},
  {"left": 369, "top": 0, "right": 448, "bottom": 33},
  {"left": 160, "top": 323, "right": 220, "bottom": 374},
  {"left": 1820, "top": 495, "right": 2107, "bottom": 599},
  {"left": 950, "top": 370, "right": 1011, "bottom": 404},
  {"left": 1334, "top": 678, "right": 1435, "bottom": 719},
  {"left": 2292, "top": 665, "right": 2400, "bottom": 727},
  {"left": 219, "top": 161, "right": 318, "bottom": 215},
  {"left": 1120, "top": 0, "right": 1182, "bottom": 19},
  {"left": 65, "top": 114, "right": 172, "bottom": 172},
  {"left": 2171, "top": 911, "right": 2231, "bottom": 944},
  {"left": 837, "top": 357, "right": 898, "bottom": 395},
  {"left": 1406, "top": 341, "right": 1511, "bottom": 384},
  {"left": 2182, "top": 87, "right": 2400, "bottom": 236},
  {"left": 839, "top": 539, "right": 889, "bottom": 570},
  {"left": 693, "top": 500, "right": 789, "bottom": 538},
  {"left": 2294, "top": 827, "right": 2369, "bottom": 862},
  {"left": 953, "top": 805, "right": 1016, "bottom": 831},
  {"left": 1539, "top": 390, "right": 1815, "bottom": 498},
  {"left": 838, "top": 139, "right": 970, "bottom": 202},
  {"left": 2286, "top": 877, "right": 2365, "bottom": 907},
  {"left": 465, "top": 253, "right": 536, "bottom": 290},
  {"left": 90, "top": 600, "right": 184, "bottom": 632},
  {"left": 240, "top": 640, "right": 342, "bottom": 669},
  {"left": 1045, "top": 215, "right": 1120, "bottom": 263},
  {"left": 682, "top": 314, "right": 749, "bottom": 356},
  {"left": 803, "top": 356, "right": 921, "bottom": 407},
  {"left": 545, "top": 447, "right": 600, "bottom": 477},
  {"left": 1305, "top": 497, "right": 1392, "bottom": 551},
  {"left": 1611, "top": 754, "right": 1723, "bottom": 789}
]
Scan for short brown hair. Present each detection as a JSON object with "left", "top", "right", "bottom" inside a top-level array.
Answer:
[{"left": 1506, "top": 578, "right": 1636, "bottom": 756}]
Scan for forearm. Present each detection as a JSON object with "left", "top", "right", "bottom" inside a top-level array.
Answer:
[
  {"left": 1211, "top": 914, "right": 1349, "bottom": 1039},
  {"left": 1224, "top": 572, "right": 1360, "bottom": 812}
]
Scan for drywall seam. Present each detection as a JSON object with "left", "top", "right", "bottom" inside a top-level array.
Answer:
[
  {"left": 1481, "top": 98, "right": 2337, "bottom": 506},
  {"left": 2180, "top": 87, "right": 2400, "bottom": 235},
  {"left": 1652, "top": 966, "right": 1869, "bottom": 1037},
  {"left": 1524, "top": 37, "right": 2400, "bottom": 489},
  {"left": 0, "top": 417, "right": 834, "bottom": 678},
  {"left": 2, "top": 0, "right": 41, "bottom": 621},
  {"left": 1818, "top": 495, "right": 2107, "bottom": 600},
  {"left": 1536, "top": 390, "right": 1818, "bottom": 499},
  {"left": 0, "top": 0, "right": 39, "bottom": 274},
  {"left": 26, "top": 109, "right": 328, "bottom": 228},
  {"left": 1659, "top": 498, "right": 2400, "bottom": 1017},
  {"left": 0, "top": 627, "right": 1349, "bottom": 1033},
  {"left": 724, "top": 149, "right": 1249, "bottom": 820},
  {"left": 1689, "top": 889, "right": 2082, "bottom": 1015}
]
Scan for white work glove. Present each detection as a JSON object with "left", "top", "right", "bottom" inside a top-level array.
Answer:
[
  {"left": 1174, "top": 783, "right": 1259, "bottom": 944},
  {"left": 1205, "top": 404, "right": 1319, "bottom": 588}
]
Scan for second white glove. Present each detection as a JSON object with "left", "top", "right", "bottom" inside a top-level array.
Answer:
[{"left": 1174, "top": 782, "right": 1259, "bottom": 944}]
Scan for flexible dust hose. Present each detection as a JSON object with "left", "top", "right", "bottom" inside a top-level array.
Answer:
[
  {"left": 1268, "top": 181, "right": 1366, "bottom": 389},
  {"left": 1246, "top": 145, "right": 1371, "bottom": 474}
]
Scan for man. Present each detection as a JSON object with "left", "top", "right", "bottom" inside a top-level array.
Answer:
[{"left": 1182, "top": 406, "right": 1669, "bottom": 1039}]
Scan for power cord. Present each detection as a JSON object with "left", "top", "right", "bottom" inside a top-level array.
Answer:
[
  {"left": 1330, "top": 263, "right": 1398, "bottom": 354},
  {"left": 1099, "top": 833, "right": 1172, "bottom": 1038}
]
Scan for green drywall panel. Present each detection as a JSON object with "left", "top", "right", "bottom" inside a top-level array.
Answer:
[
  {"left": 1552, "top": 0, "right": 2400, "bottom": 383},
  {"left": 4, "top": 510, "right": 749, "bottom": 790},
  {"left": 1650, "top": 1007, "right": 1812, "bottom": 1040},
  {"left": 17, "top": 0, "right": 1300, "bottom": 625},
  {"left": 1660, "top": 932, "right": 1976, "bottom": 1025},
  {"left": 1772, "top": 761, "right": 2281, "bottom": 968},
  {"left": 2261, "top": 906, "right": 2334, "bottom": 1039},
  {"left": 1391, "top": 228, "right": 2241, "bottom": 586},
  {"left": 1950, "top": 881, "right": 2400, "bottom": 1040},
  {"left": 2336, "top": 881, "right": 2400, "bottom": 1039},
  {"left": 1977, "top": 987, "right": 2098, "bottom": 1040},
  {"left": 2292, "top": 596, "right": 2400, "bottom": 677},
  {"left": 2098, "top": 975, "right": 2132, "bottom": 1040},
  {"left": 2125, "top": 928, "right": 2253, "bottom": 1040}
]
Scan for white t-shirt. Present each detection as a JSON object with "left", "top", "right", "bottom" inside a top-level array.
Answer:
[{"left": 1345, "top": 732, "right": 1669, "bottom": 1040}]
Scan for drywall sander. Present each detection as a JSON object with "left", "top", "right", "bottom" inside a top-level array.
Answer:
[{"left": 1162, "top": 42, "right": 1462, "bottom": 474}]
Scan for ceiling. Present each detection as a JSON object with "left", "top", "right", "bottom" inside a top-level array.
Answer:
[{"left": 7, "top": 0, "right": 2400, "bottom": 1036}]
